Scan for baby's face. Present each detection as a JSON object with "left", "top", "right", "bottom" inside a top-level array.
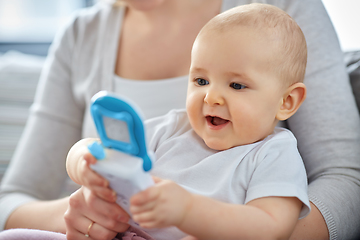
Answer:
[{"left": 186, "top": 27, "right": 286, "bottom": 150}]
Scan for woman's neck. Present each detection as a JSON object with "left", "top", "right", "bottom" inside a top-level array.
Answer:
[
  {"left": 116, "top": 0, "right": 223, "bottom": 80},
  {"left": 125, "top": 0, "right": 222, "bottom": 31}
]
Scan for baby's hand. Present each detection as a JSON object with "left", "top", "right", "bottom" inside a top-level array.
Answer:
[
  {"left": 129, "top": 178, "right": 193, "bottom": 229},
  {"left": 77, "top": 152, "right": 117, "bottom": 203}
]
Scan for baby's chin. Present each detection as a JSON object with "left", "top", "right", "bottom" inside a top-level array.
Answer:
[
  {"left": 204, "top": 138, "right": 260, "bottom": 151},
  {"left": 203, "top": 139, "right": 234, "bottom": 151}
]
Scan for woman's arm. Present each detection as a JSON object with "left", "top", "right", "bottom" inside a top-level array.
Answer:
[
  {"left": 280, "top": 0, "right": 360, "bottom": 239},
  {"left": 0, "top": 10, "right": 82, "bottom": 231},
  {"left": 290, "top": 203, "right": 329, "bottom": 240},
  {"left": 5, "top": 197, "right": 69, "bottom": 233}
]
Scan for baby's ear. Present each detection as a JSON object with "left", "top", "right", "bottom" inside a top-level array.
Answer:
[{"left": 276, "top": 82, "right": 307, "bottom": 121}]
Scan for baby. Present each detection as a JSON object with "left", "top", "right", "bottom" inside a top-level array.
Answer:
[{"left": 66, "top": 3, "right": 310, "bottom": 240}]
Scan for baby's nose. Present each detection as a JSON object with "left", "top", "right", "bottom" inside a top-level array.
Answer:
[{"left": 204, "top": 89, "right": 225, "bottom": 106}]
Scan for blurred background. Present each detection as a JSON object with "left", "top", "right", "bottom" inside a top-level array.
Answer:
[
  {"left": 0, "top": 0, "right": 359, "bottom": 55},
  {"left": 0, "top": 0, "right": 96, "bottom": 55},
  {"left": 0, "top": 0, "right": 96, "bottom": 181},
  {"left": 322, "top": 0, "right": 360, "bottom": 52},
  {"left": 0, "top": 0, "right": 359, "bottom": 181}
]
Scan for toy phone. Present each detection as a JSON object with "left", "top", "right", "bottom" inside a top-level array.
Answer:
[{"left": 87, "top": 91, "right": 155, "bottom": 226}]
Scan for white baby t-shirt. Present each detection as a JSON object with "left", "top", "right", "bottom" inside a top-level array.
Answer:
[{"left": 142, "top": 109, "right": 310, "bottom": 240}]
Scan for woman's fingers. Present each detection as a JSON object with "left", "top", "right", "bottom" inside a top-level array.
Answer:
[
  {"left": 85, "top": 221, "right": 119, "bottom": 240},
  {"left": 82, "top": 187, "right": 130, "bottom": 231},
  {"left": 65, "top": 187, "right": 130, "bottom": 240},
  {"left": 78, "top": 157, "right": 117, "bottom": 202},
  {"left": 83, "top": 152, "right": 98, "bottom": 165},
  {"left": 65, "top": 199, "right": 99, "bottom": 240},
  {"left": 79, "top": 158, "right": 108, "bottom": 188},
  {"left": 91, "top": 185, "right": 117, "bottom": 202},
  {"left": 66, "top": 217, "right": 118, "bottom": 240}
]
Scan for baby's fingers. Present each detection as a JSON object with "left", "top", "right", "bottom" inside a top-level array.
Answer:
[
  {"left": 132, "top": 211, "right": 158, "bottom": 229},
  {"left": 130, "top": 186, "right": 160, "bottom": 206},
  {"left": 130, "top": 198, "right": 157, "bottom": 215},
  {"left": 151, "top": 176, "right": 163, "bottom": 184}
]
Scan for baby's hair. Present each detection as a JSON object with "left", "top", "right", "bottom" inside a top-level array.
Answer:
[{"left": 200, "top": 3, "right": 307, "bottom": 85}]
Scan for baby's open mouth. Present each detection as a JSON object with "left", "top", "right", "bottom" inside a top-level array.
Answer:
[{"left": 206, "top": 116, "right": 229, "bottom": 126}]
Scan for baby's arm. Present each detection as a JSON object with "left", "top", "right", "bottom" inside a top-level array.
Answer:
[
  {"left": 130, "top": 178, "right": 302, "bottom": 240},
  {"left": 66, "top": 138, "right": 116, "bottom": 202}
]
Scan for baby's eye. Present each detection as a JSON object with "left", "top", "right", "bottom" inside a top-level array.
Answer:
[
  {"left": 230, "top": 82, "right": 246, "bottom": 90},
  {"left": 196, "top": 78, "right": 209, "bottom": 86}
]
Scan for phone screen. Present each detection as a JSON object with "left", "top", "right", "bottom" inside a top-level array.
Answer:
[{"left": 103, "top": 116, "right": 130, "bottom": 143}]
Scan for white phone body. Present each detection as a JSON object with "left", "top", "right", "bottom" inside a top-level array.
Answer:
[{"left": 90, "top": 149, "right": 154, "bottom": 227}]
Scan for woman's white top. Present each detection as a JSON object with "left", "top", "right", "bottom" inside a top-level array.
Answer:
[{"left": 114, "top": 75, "right": 187, "bottom": 120}]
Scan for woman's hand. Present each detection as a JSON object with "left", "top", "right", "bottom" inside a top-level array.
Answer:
[
  {"left": 77, "top": 152, "right": 118, "bottom": 202},
  {"left": 64, "top": 186, "right": 130, "bottom": 240},
  {"left": 66, "top": 138, "right": 116, "bottom": 202}
]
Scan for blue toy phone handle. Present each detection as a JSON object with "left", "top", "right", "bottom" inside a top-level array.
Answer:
[{"left": 90, "top": 91, "right": 152, "bottom": 171}]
